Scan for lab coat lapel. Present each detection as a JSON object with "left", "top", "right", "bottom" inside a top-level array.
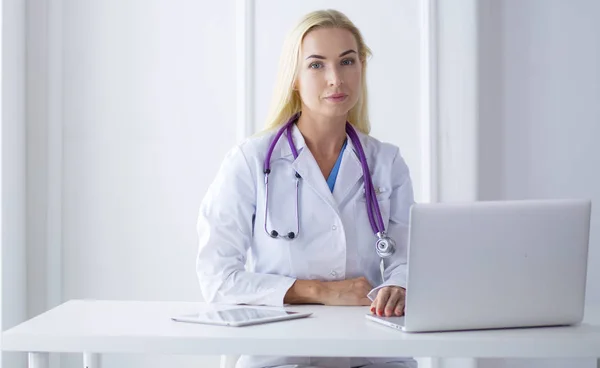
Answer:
[
  {"left": 331, "top": 128, "right": 367, "bottom": 207},
  {"left": 331, "top": 143, "right": 363, "bottom": 207}
]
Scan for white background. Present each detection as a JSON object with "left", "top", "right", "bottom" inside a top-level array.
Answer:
[{"left": 2, "top": 0, "right": 599, "bottom": 368}]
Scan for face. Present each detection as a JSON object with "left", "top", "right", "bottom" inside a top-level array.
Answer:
[{"left": 295, "top": 27, "right": 362, "bottom": 119}]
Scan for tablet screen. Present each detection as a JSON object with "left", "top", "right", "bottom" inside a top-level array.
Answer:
[{"left": 195, "top": 307, "right": 299, "bottom": 323}]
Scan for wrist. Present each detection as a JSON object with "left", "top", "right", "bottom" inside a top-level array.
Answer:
[
  {"left": 301, "top": 280, "right": 324, "bottom": 304},
  {"left": 284, "top": 279, "right": 327, "bottom": 304},
  {"left": 313, "top": 280, "right": 330, "bottom": 304},
  {"left": 316, "top": 280, "right": 339, "bottom": 305}
]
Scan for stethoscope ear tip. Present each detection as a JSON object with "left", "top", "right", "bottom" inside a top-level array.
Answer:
[
  {"left": 287, "top": 232, "right": 296, "bottom": 239},
  {"left": 270, "top": 230, "right": 279, "bottom": 238}
]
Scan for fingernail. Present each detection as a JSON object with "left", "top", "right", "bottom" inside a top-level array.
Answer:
[
  {"left": 370, "top": 307, "right": 375, "bottom": 314},
  {"left": 377, "top": 309, "right": 383, "bottom": 316}
]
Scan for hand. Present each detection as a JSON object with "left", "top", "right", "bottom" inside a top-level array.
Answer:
[
  {"left": 370, "top": 286, "right": 406, "bottom": 317},
  {"left": 321, "top": 276, "right": 373, "bottom": 306}
]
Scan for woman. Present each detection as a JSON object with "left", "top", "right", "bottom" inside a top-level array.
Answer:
[{"left": 196, "top": 9, "right": 417, "bottom": 368}]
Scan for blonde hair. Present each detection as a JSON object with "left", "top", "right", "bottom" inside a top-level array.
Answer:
[{"left": 262, "top": 9, "right": 372, "bottom": 134}]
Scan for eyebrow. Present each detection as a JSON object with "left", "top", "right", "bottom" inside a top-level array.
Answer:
[{"left": 305, "top": 49, "right": 357, "bottom": 60}]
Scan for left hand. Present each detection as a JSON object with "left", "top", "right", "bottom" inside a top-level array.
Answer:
[{"left": 370, "top": 286, "right": 406, "bottom": 317}]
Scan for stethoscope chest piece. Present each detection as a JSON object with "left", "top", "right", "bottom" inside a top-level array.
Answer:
[{"left": 375, "top": 232, "right": 395, "bottom": 258}]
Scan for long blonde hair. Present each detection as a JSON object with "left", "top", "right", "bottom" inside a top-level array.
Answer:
[{"left": 262, "top": 9, "right": 372, "bottom": 134}]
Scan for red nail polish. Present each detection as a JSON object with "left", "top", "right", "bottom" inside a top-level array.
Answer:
[{"left": 370, "top": 307, "right": 375, "bottom": 314}]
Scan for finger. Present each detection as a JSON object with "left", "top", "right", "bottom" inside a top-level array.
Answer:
[
  {"left": 384, "top": 289, "right": 402, "bottom": 317},
  {"left": 395, "top": 289, "right": 406, "bottom": 316},
  {"left": 375, "top": 288, "right": 391, "bottom": 316},
  {"left": 395, "top": 303, "right": 405, "bottom": 316},
  {"left": 369, "top": 296, "right": 377, "bottom": 314},
  {"left": 396, "top": 303, "right": 405, "bottom": 317}
]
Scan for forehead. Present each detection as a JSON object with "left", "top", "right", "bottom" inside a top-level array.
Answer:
[{"left": 301, "top": 27, "right": 358, "bottom": 56}]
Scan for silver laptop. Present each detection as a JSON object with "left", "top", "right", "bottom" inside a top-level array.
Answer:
[{"left": 366, "top": 199, "right": 591, "bottom": 332}]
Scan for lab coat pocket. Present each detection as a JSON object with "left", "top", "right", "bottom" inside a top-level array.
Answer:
[{"left": 358, "top": 186, "right": 391, "bottom": 204}]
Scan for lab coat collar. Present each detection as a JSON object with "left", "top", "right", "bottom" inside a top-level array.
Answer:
[
  {"left": 276, "top": 122, "right": 370, "bottom": 163},
  {"left": 277, "top": 123, "right": 307, "bottom": 159},
  {"left": 275, "top": 122, "right": 368, "bottom": 209}
]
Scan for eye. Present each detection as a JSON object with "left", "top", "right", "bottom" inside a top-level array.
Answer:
[
  {"left": 309, "top": 62, "right": 323, "bottom": 69},
  {"left": 341, "top": 58, "right": 355, "bottom": 66}
]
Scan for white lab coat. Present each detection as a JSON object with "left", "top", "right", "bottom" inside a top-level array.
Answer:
[{"left": 196, "top": 124, "right": 416, "bottom": 368}]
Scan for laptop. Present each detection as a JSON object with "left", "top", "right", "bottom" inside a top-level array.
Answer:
[{"left": 366, "top": 199, "right": 591, "bottom": 333}]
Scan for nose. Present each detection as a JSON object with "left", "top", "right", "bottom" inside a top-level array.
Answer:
[{"left": 327, "top": 65, "right": 343, "bottom": 87}]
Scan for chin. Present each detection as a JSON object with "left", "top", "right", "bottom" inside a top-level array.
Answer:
[{"left": 319, "top": 106, "right": 353, "bottom": 119}]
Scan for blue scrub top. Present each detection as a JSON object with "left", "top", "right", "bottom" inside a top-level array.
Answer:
[{"left": 327, "top": 139, "right": 348, "bottom": 192}]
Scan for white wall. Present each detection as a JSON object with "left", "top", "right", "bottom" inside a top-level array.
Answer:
[
  {"left": 436, "top": 0, "right": 478, "bottom": 202},
  {"left": 26, "top": 0, "right": 50, "bottom": 320},
  {"left": 477, "top": 0, "right": 600, "bottom": 367},
  {"left": 1, "top": 0, "right": 28, "bottom": 368},
  {"left": 59, "top": 1, "right": 235, "bottom": 367},
  {"left": 60, "top": 0, "right": 237, "bottom": 302},
  {"left": 1, "top": 4, "right": 3, "bottom": 366}
]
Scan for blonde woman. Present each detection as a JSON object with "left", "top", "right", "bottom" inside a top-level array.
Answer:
[{"left": 196, "top": 9, "right": 417, "bottom": 368}]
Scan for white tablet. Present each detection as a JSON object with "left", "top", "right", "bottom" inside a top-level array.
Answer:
[{"left": 171, "top": 307, "right": 313, "bottom": 327}]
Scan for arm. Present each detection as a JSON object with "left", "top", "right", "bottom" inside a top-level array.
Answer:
[
  {"left": 285, "top": 278, "right": 373, "bottom": 306},
  {"left": 283, "top": 280, "right": 323, "bottom": 304},
  {"left": 196, "top": 145, "right": 296, "bottom": 307},
  {"left": 367, "top": 147, "right": 415, "bottom": 301}
]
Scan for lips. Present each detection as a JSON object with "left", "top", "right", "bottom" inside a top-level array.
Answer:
[{"left": 324, "top": 93, "right": 348, "bottom": 102}]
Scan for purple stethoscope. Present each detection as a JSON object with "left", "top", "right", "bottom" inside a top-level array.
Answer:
[{"left": 262, "top": 113, "right": 396, "bottom": 259}]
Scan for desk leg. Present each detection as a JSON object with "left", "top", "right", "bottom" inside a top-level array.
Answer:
[
  {"left": 83, "top": 352, "right": 100, "bottom": 368},
  {"left": 29, "top": 352, "right": 49, "bottom": 368}
]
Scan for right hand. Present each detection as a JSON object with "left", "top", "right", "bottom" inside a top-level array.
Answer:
[{"left": 321, "top": 276, "right": 373, "bottom": 306}]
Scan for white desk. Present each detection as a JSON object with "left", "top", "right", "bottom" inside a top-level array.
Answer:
[{"left": 2, "top": 300, "right": 600, "bottom": 368}]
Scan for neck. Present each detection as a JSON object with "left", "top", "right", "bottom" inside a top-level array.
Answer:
[{"left": 296, "top": 110, "right": 347, "bottom": 158}]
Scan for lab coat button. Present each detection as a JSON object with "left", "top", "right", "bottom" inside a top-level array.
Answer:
[
  {"left": 332, "top": 225, "right": 337, "bottom": 230},
  {"left": 330, "top": 270, "right": 337, "bottom": 277}
]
